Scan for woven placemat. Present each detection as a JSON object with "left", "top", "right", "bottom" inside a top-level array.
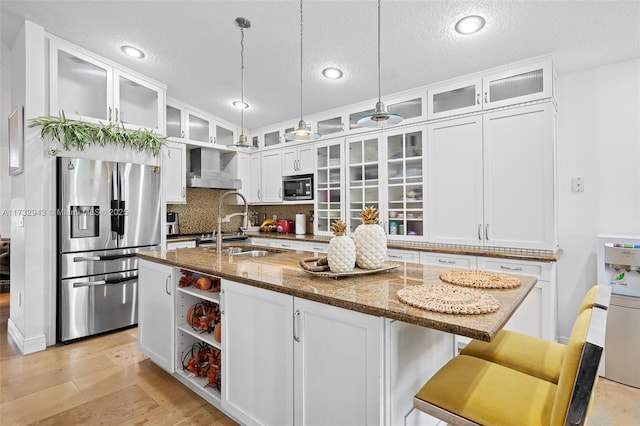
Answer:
[
  {"left": 397, "top": 283, "right": 500, "bottom": 315},
  {"left": 439, "top": 270, "right": 521, "bottom": 289}
]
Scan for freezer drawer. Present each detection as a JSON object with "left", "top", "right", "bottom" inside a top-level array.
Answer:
[
  {"left": 59, "top": 246, "right": 158, "bottom": 279},
  {"left": 59, "top": 271, "right": 138, "bottom": 342}
]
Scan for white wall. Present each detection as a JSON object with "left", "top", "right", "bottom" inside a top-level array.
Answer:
[
  {"left": 1, "top": 41, "right": 11, "bottom": 237},
  {"left": 556, "top": 58, "right": 640, "bottom": 340}
]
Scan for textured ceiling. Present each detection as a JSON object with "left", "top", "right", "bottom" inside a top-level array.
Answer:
[{"left": 1, "top": 1, "right": 639, "bottom": 130}]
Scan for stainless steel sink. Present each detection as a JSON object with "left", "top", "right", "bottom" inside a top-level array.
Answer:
[
  {"left": 231, "top": 250, "right": 272, "bottom": 257},
  {"left": 223, "top": 246, "right": 281, "bottom": 257}
]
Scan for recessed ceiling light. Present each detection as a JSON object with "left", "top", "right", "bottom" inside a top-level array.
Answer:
[
  {"left": 322, "top": 67, "right": 344, "bottom": 79},
  {"left": 455, "top": 15, "right": 486, "bottom": 35},
  {"left": 120, "top": 45, "right": 145, "bottom": 59},
  {"left": 233, "top": 100, "right": 249, "bottom": 109}
]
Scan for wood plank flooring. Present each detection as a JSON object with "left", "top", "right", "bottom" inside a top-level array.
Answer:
[{"left": 1, "top": 292, "right": 639, "bottom": 425}]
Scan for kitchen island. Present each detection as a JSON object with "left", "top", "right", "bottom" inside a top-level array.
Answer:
[{"left": 137, "top": 246, "right": 537, "bottom": 426}]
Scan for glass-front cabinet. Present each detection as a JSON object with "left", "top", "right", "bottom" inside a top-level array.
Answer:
[
  {"left": 315, "top": 141, "right": 343, "bottom": 234},
  {"left": 427, "top": 78, "right": 482, "bottom": 120},
  {"left": 384, "top": 126, "right": 426, "bottom": 239},
  {"left": 50, "top": 40, "right": 165, "bottom": 133},
  {"left": 346, "top": 135, "right": 381, "bottom": 233}
]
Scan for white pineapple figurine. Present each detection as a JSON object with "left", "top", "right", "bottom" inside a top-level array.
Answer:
[
  {"left": 353, "top": 206, "right": 387, "bottom": 269},
  {"left": 327, "top": 220, "right": 356, "bottom": 273}
]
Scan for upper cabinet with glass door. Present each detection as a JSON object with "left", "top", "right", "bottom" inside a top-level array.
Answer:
[
  {"left": 427, "top": 60, "right": 553, "bottom": 120},
  {"left": 348, "top": 96, "right": 423, "bottom": 133},
  {"left": 346, "top": 135, "right": 381, "bottom": 233},
  {"left": 49, "top": 39, "right": 166, "bottom": 134},
  {"left": 315, "top": 141, "right": 344, "bottom": 235},
  {"left": 316, "top": 113, "right": 346, "bottom": 139},
  {"left": 166, "top": 98, "right": 236, "bottom": 147},
  {"left": 384, "top": 126, "right": 426, "bottom": 240}
]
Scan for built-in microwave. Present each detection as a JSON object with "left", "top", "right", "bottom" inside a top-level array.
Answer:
[{"left": 283, "top": 174, "right": 313, "bottom": 201}]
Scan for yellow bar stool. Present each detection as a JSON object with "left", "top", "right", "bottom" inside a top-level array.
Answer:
[
  {"left": 413, "top": 287, "right": 611, "bottom": 426},
  {"left": 460, "top": 285, "right": 606, "bottom": 384}
]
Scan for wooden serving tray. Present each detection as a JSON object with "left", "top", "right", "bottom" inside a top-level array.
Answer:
[{"left": 301, "top": 261, "right": 400, "bottom": 279}]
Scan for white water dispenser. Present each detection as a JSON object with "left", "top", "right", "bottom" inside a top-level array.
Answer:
[{"left": 597, "top": 235, "right": 640, "bottom": 388}]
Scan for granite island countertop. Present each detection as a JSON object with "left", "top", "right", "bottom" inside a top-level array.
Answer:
[{"left": 138, "top": 245, "right": 537, "bottom": 342}]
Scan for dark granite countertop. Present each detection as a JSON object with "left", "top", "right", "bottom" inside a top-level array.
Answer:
[{"left": 139, "top": 245, "right": 537, "bottom": 342}]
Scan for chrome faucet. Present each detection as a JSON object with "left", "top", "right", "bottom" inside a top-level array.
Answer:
[{"left": 217, "top": 191, "right": 248, "bottom": 252}]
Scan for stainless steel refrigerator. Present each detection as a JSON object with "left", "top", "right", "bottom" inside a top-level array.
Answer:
[{"left": 57, "top": 157, "right": 161, "bottom": 342}]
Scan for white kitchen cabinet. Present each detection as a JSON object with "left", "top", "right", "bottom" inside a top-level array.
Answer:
[
  {"left": 426, "top": 60, "right": 553, "bottom": 120},
  {"left": 166, "top": 98, "right": 236, "bottom": 147},
  {"left": 426, "top": 115, "right": 483, "bottom": 246},
  {"left": 49, "top": 39, "right": 166, "bottom": 133},
  {"left": 282, "top": 144, "right": 314, "bottom": 176},
  {"left": 298, "top": 241, "right": 329, "bottom": 253},
  {"left": 316, "top": 114, "right": 345, "bottom": 139},
  {"left": 162, "top": 141, "right": 186, "bottom": 203},
  {"left": 235, "top": 152, "right": 251, "bottom": 203},
  {"left": 387, "top": 248, "right": 420, "bottom": 264},
  {"left": 384, "top": 320, "right": 454, "bottom": 426},
  {"left": 383, "top": 125, "right": 427, "bottom": 240},
  {"left": 261, "top": 150, "right": 283, "bottom": 202},
  {"left": 263, "top": 128, "right": 283, "bottom": 148},
  {"left": 315, "top": 141, "right": 344, "bottom": 235},
  {"left": 248, "top": 152, "right": 262, "bottom": 203},
  {"left": 222, "top": 279, "right": 294, "bottom": 426},
  {"left": 346, "top": 134, "right": 382, "bottom": 233},
  {"left": 482, "top": 61, "right": 553, "bottom": 110},
  {"left": 420, "top": 252, "right": 477, "bottom": 270},
  {"left": 294, "top": 297, "right": 383, "bottom": 426},
  {"left": 427, "top": 78, "right": 483, "bottom": 120},
  {"left": 483, "top": 103, "right": 556, "bottom": 250},
  {"left": 477, "top": 257, "right": 556, "bottom": 341},
  {"left": 166, "top": 240, "right": 196, "bottom": 250},
  {"left": 426, "top": 103, "right": 556, "bottom": 250},
  {"left": 138, "top": 260, "right": 175, "bottom": 373}
]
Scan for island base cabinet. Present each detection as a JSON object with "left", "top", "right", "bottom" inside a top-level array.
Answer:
[
  {"left": 138, "top": 260, "right": 175, "bottom": 374},
  {"left": 384, "top": 320, "right": 455, "bottom": 426},
  {"left": 221, "top": 280, "right": 294, "bottom": 426},
  {"left": 294, "top": 298, "right": 383, "bottom": 426}
]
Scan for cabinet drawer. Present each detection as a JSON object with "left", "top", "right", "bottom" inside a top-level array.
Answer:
[
  {"left": 477, "top": 257, "right": 551, "bottom": 281},
  {"left": 387, "top": 249, "right": 420, "bottom": 264},
  {"left": 166, "top": 240, "right": 196, "bottom": 250},
  {"left": 248, "top": 238, "right": 271, "bottom": 247},
  {"left": 299, "top": 241, "right": 328, "bottom": 253},
  {"left": 420, "top": 252, "right": 477, "bottom": 269},
  {"left": 270, "top": 240, "right": 302, "bottom": 250}
]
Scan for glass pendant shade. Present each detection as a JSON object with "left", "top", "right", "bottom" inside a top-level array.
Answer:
[
  {"left": 284, "top": 120, "right": 320, "bottom": 141},
  {"left": 358, "top": 0, "right": 403, "bottom": 128},
  {"left": 284, "top": 0, "right": 320, "bottom": 142},
  {"left": 357, "top": 101, "right": 403, "bottom": 127}
]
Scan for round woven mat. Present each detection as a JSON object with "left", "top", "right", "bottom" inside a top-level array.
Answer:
[
  {"left": 439, "top": 270, "right": 521, "bottom": 289},
  {"left": 397, "top": 283, "right": 500, "bottom": 315}
]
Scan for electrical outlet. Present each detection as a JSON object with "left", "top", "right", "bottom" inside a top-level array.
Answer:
[{"left": 571, "top": 177, "right": 584, "bottom": 193}]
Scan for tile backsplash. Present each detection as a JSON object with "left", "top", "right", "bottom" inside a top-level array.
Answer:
[{"left": 167, "top": 188, "right": 313, "bottom": 234}]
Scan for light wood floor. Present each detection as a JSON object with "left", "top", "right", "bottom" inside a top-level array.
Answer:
[{"left": 1, "top": 292, "right": 639, "bottom": 425}]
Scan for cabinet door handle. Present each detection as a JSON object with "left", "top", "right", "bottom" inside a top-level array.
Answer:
[
  {"left": 182, "top": 187, "right": 185, "bottom": 198},
  {"left": 485, "top": 224, "right": 490, "bottom": 241},
  {"left": 115, "top": 108, "right": 119, "bottom": 123},
  {"left": 280, "top": 244, "right": 291, "bottom": 248},
  {"left": 278, "top": 188, "right": 282, "bottom": 199},
  {"left": 476, "top": 93, "right": 480, "bottom": 105},
  {"left": 500, "top": 265, "right": 523, "bottom": 272},
  {"left": 165, "top": 274, "right": 171, "bottom": 295},
  {"left": 257, "top": 188, "right": 261, "bottom": 200},
  {"left": 181, "top": 130, "right": 185, "bottom": 138},
  {"left": 388, "top": 254, "right": 403, "bottom": 260},
  {"left": 220, "top": 289, "right": 225, "bottom": 315},
  {"left": 438, "top": 259, "right": 456, "bottom": 264},
  {"left": 108, "top": 107, "right": 113, "bottom": 123},
  {"left": 478, "top": 224, "right": 482, "bottom": 240},
  {"left": 484, "top": 92, "right": 488, "bottom": 103},
  {"left": 293, "top": 310, "right": 301, "bottom": 342}
]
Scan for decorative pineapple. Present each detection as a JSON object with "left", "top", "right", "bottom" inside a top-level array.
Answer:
[
  {"left": 327, "top": 220, "right": 356, "bottom": 273},
  {"left": 353, "top": 206, "right": 387, "bottom": 269}
]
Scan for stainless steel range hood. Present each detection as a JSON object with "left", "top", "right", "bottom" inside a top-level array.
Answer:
[{"left": 187, "top": 147, "right": 241, "bottom": 189}]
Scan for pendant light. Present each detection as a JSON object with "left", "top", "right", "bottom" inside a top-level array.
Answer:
[
  {"left": 283, "top": 0, "right": 320, "bottom": 142},
  {"left": 357, "top": 0, "right": 403, "bottom": 128},
  {"left": 228, "top": 17, "right": 255, "bottom": 149}
]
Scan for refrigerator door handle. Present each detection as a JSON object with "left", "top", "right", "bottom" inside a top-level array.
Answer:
[
  {"left": 72, "top": 275, "right": 137, "bottom": 288},
  {"left": 73, "top": 253, "right": 136, "bottom": 262},
  {"left": 110, "top": 166, "right": 119, "bottom": 239},
  {"left": 117, "top": 168, "right": 125, "bottom": 237}
]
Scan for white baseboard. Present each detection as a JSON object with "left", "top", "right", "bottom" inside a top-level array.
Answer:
[{"left": 7, "top": 318, "right": 47, "bottom": 354}]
